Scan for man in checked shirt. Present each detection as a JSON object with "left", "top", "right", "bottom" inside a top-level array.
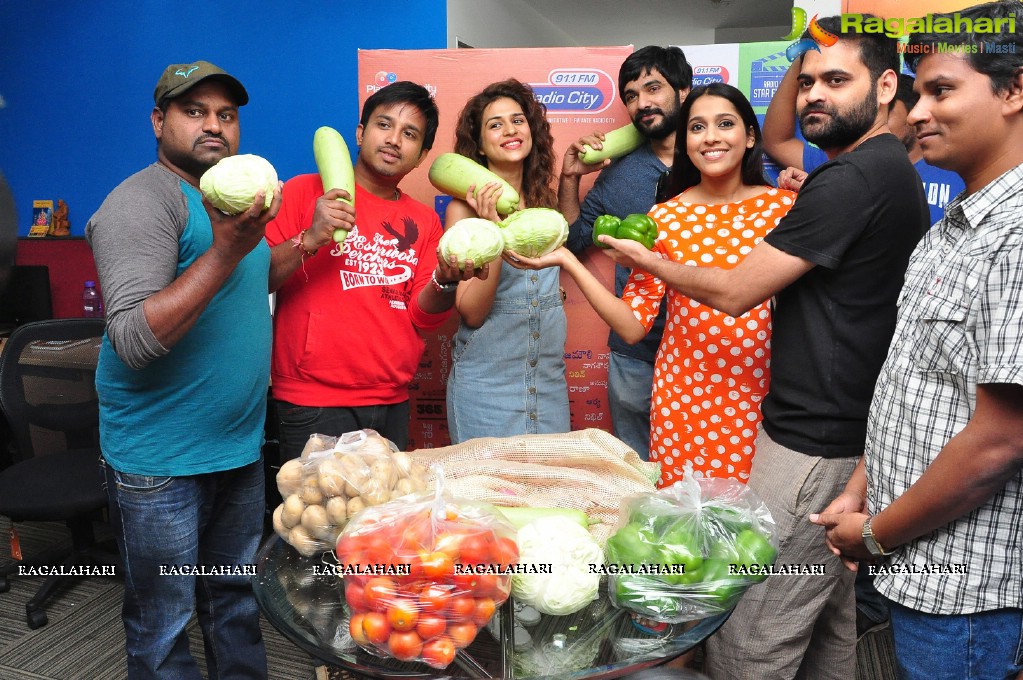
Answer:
[{"left": 812, "top": 3, "right": 1023, "bottom": 679}]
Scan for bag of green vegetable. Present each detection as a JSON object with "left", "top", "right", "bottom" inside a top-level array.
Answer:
[
  {"left": 604, "top": 464, "right": 777, "bottom": 623},
  {"left": 438, "top": 217, "right": 504, "bottom": 269},
  {"left": 499, "top": 207, "right": 569, "bottom": 258},
  {"left": 199, "top": 153, "right": 278, "bottom": 215},
  {"left": 271, "top": 429, "right": 429, "bottom": 557}
]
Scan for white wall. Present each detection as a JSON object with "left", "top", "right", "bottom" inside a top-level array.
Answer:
[
  {"left": 447, "top": 0, "right": 717, "bottom": 48},
  {"left": 447, "top": 0, "right": 578, "bottom": 48}
]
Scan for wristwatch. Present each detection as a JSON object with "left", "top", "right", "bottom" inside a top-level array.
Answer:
[
  {"left": 861, "top": 518, "right": 890, "bottom": 558},
  {"left": 430, "top": 270, "right": 458, "bottom": 294}
]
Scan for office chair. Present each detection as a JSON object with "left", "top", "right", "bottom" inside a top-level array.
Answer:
[{"left": 0, "top": 318, "right": 112, "bottom": 628}]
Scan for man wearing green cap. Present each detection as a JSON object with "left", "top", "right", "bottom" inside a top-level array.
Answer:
[{"left": 86, "top": 60, "right": 278, "bottom": 679}]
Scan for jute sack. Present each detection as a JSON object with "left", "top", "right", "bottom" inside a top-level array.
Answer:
[{"left": 408, "top": 429, "right": 659, "bottom": 544}]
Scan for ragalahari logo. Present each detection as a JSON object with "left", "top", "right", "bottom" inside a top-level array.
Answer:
[{"left": 783, "top": 7, "right": 839, "bottom": 61}]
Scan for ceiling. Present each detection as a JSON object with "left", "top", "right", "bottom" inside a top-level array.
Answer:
[{"left": 517, "top": 0, "right": 796, "bottom": 45}]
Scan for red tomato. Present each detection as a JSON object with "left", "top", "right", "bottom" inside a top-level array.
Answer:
[
  {"left": 421, "top": 551, "right": 455, "bottom": 580},
  {"left": 457, "top": 532, "right": 494, "bottom": 566},
  {"left": 386, "top": 598, "right": 419, "bottom": 632},
  {"left": 446, "top": 595, "right": 476, "bottom": 623},
  {"left": 471, "top": 597, "right": 497, "bottom": 627},
  {"left": 421, "top": 635, "right": 457, "bottom": 668},
  {"left": 419, "top": 583, "right": 452, "bottom": 614},
  {"left": 345, "top": 581, "right": 369, "bottom": 612},
  {"left": 451, "top": 570, "right": 479, "bottom": 594},
  {"left": 361, "top": 611, "right": 391, "bottom": 645},
  {"left": 491, "top": 536, "right": 519, "bottom": 569},
  {"left": 416, "top": 613, "right": 447, "bottom": 640},
  {"left": 349, "top": 613, "right": 369, "bottom": 645},
  {"left": 447, "top": 621, "right": 479, "bottom": 649},
  {"left": 387, "top": 630, "right": 424, "bottom": 661},
  {"left": 472, "top": 572, "right": 501, "bottom": 599},
  {"left": 364, "top": 576, "right": 398, "bottom": 612}
]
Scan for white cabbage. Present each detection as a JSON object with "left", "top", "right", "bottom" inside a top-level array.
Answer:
[
  {"left": 499, "top": 208, "right": 569, "bottom": 258},
  {"left": 511, "top": 516, "right": 604, "bottom": 616},
  {"left": 439, "top": 217, "right": 504, "bottom": 268},
  {"left": 199, "top": 154, "right": 278, "bottom": 215}
]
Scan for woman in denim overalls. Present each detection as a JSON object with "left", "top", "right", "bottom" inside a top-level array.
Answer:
[{"left": 444, "top": 79, "right": 570, "bottom": 443}]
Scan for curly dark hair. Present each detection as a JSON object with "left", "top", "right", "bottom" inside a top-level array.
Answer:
[{"left": 453, "top": 79, "right": 557, "bottom": 209}]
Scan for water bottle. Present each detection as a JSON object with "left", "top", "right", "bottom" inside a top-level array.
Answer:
[{"left": 83, "top": 280, "right": 103, "bottom": 318}]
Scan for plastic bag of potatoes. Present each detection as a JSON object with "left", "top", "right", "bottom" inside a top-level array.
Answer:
[{"left": 272, "top": 429, "right": 429, "bottom": 557}]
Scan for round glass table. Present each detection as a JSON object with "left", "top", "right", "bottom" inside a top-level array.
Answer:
[{"left": 253, "top": 536, "right": 730, "bottom": 679}]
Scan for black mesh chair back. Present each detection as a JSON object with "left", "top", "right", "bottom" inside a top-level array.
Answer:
[{"left": 0, "top": 318, "right": 111, "bottom": 628}]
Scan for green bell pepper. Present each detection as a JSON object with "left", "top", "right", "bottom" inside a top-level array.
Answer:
[{"left": 592, "top": 213, "right": 657, "bottom": 250}]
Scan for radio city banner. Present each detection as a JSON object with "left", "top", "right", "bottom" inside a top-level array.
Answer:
[
  {"left": 358, "top": 46, "right": 632, "bottom": 448},
  {"left": 358, "top": 43, "right": 796, "bottom": 449}
]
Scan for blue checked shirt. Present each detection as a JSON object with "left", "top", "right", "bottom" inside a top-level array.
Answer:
[{"left": 864, "top": 163, "right": 1023, "bottom": 615}]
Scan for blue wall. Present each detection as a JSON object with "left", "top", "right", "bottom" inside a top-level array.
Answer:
[{"left": 0, "top": 1, "right": 447, "bottom": 236}]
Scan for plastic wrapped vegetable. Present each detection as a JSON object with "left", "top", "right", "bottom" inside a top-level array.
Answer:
[
  {"left": 511, "top": 514, "right": 603, "bottom": 616},
  {"left": 592, "top": 213, "right": 658, "bottom": 250},
  {"left": 499, "top": 207, "right": 569, "bottom": 258},
  {"left": 271, "top": 430, "right": 429, "bottom": 557},
  {"left": 337, "top": 471, "right": 519, "bottom": 669},
  {"left": 604, "top": 465, "right": 777, "bottom": 623}
]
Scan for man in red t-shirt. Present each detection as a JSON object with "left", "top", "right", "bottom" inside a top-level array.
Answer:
[{"left": 266, "top": 81, "right": 477, "bottom": 457}]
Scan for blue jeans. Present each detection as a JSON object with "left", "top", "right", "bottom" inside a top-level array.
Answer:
[
  {"left": 607, "top": 351, "right": 653, "bottom": 461},
  {"left": 888, "top": 599, "right": 1023, "bottom": 680},
  {"left": 102, "top": 456, "right": 267, "bottom": 680},
  {"left": 275, "top": 399, "right": 410, "bottom": 460}
]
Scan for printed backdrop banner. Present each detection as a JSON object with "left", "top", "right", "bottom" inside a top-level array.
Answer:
[
  {"left": 358, "top": 42, "right": 795, "bottom": 449},
  {"left": 358, "top": 46, "right": 634, "bottom": 448}
]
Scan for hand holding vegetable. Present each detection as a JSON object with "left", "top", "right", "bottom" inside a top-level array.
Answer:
[
  {"left": 313, "top": 126, "right": 356, "bottom": 243},
  {"left": 306, "top": 187, "right": 355, "bottom": 253},
  {"left": 593, "top": 213, "right": 658, "bottom": 250},
  {"left": 464, "top": 182, "right": 506, "bottom": 223},
  {"left": 501, "top": 245, "right": 573, "bottom": 271},
  {"left": 561, "top": 130, "right": 611, "bottom": 178},
  {"left": 204, "top": 181, "right": 283, "bottom": 262}
]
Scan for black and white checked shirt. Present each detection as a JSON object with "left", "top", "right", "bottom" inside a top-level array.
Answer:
[{"left": 864, "top": 163, "right": 1023, "bottom": 614}]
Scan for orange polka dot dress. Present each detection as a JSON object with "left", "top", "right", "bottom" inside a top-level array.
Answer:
[{"left": 623, "top": 188, "right": 796, "bottom": 486}]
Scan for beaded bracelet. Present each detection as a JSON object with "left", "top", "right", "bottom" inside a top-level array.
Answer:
[{"left": 291, "top": 229, "right": 319, "bottom": 257}]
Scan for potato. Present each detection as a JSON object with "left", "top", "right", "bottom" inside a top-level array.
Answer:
[
  {"left": 392, "top": 478, "right": 415, "bottom": 498},
  {"left": 391, "top": 450, "right": 414, "bottom": 479},
  {"left": 299, "top": 476, "right": 324, "bottom": 506},
  {"left": 362, "top": 478, "right": 392, "bottom": 507},
  {"left": 346, "top": 496, "right": 366, "bottom": 518},
  {"left": 325, "top": 496, "right": 347, "bottom": 526},
  {"left": 338, "top": 453, "right": 370, "bottom": 480},
  {"left": 272, "top": 504, "right": 288, "bottom": 539},
  {"left": 301, "top": 504, "right": 331, "bottom": 540},
  {"left": 369, "top": 459, "right": 398, "bottom": 489},
  {"left": 288, "top": 526, "right": 320, "bottom": 557},
  {"left": 300, "top": 434, "right": 332, "bottom": 459},
  {"left": 359, "top": 435, "right": 395, "bottom": 458},
  {"left": 282, "top": 494, "right": 306, "bottom": 528},
  {"left": 317, "top": 458, "right": 347, "bottom": 498},
  {"left": 276, "top": 458, "right": 306, "bottom": 497},
  {"left": 343, "top": 477, "right": 367, "bottom": 499}
]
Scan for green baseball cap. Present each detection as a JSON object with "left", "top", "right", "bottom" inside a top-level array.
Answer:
[{"left": 153, "top": 60, "right": 249, "bottom": 106}]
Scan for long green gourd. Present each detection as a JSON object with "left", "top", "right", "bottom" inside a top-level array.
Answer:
[
  {"left": 579, "top": 123, "right": 645, "bottom": 164},
  {"left": 428, "top": 153, "right": 520, "bottom": 216},
  {"left": 313, "top": 126, "right": 355, "bottom": 243}
]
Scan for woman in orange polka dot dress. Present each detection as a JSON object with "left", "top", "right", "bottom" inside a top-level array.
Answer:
[{"left": 506, "top": 83, "right": 795, "bottom": 486}]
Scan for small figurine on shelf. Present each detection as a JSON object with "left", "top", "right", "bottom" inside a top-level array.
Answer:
[{"left": 50, "top": 199, "right": 70, "bottom": 236}]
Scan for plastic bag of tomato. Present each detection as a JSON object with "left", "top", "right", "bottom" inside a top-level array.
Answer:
[{"left": 336, "top": 474, "right": 519, "bottom": 669}]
